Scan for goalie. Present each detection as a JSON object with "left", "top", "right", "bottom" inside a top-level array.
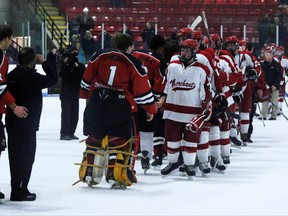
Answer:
[{"left": 76, "top": 33, "right": 157, "bottom": 189}]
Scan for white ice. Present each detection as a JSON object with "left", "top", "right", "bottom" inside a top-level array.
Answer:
[{"left": 0, "top": 95, "right": 288, "bottom": 216}]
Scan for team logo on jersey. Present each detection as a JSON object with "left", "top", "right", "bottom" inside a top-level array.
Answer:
[{"left": 170, "top": 79, "right": 195, "bottom": 91}]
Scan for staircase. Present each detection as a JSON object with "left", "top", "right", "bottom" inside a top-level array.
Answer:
[{"left": 33, "top": 0, "right": 68, "bottom": 48}]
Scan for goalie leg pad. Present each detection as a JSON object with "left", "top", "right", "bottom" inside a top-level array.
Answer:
[
  {"left": 79, "top": 153, "right": 89, "bottom": 182},
  {"left": 106, "top": 141, "right": 137, "bottom": 187},
  {"left": 92, "top": 150, "right": 107, "bottom": 184}
]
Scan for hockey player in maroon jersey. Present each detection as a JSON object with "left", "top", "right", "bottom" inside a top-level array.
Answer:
[
  {"left": 78, "top": 33, "right": 157, "bottom": 189},
  {"left": 171, "top": 27, "right": 220, "bottom": 176},
  {"left": 206, "top": 35, "right": 244, "bottom": 167},
  {"left": 274, "top": 46, "right": 288, "bottom": 115},
  {"left": 234, "top": 37, "right": 263, "bottom": 145},
  {"left": 160, "top": 39, "right": 212, "bottom": 179},
  {"left": 132, "top": 35, "right": 167, "bottom": 173}
]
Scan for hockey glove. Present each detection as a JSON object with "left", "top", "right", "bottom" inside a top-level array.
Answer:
[
  {"left": 245, "top": 69, "right": 258, "bottom": 81},
  {"left": 232, "top": 90, "right": 243, "bottom": 103}
]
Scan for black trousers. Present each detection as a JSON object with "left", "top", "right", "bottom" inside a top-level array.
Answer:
[
  {"left": 60, "top": 98, "right": 79, "bottom": 136},
  {"left": 7, "top": 129, "right": 36, "bottom": 194}
]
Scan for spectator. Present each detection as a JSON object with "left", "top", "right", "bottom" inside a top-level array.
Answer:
[
  {"left": 0, "top": 24, "right": 28, "bottom": 201},
  {"left": 110, "top": 0, "right": 125, "bottom": 7},
  {"left": 46, "top": 47, "right": 58, "bottom": 73},
  {"left": 141, "top": 22, "right": 155, "bottom": 50},
  {"left": 121, "top": 25, "right": 133, "bottom": 38},
  {"left": 82, "top": 30, "right": 97, "bottom": 63},
  {"left": 59, "top": 47, "right": 86, "bottom": 140},
  {"left": 257, "top": 14, "right": 273, "bottom": 47},
  {"left": 76, "top": 7, "right": 95, "bottom": 42},
  {"left": 6, "top": 48, "right": 58, "bottom": 201},
  {"left": 98, "top": 31, "right": 111, "bottom": 50}
]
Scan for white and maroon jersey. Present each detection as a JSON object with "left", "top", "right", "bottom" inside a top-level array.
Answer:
[
  {"left": 235, "top": 51, "right": 263, "bottom": 80},
  {"left": 80, "top": 50, "right": 157, "bottom": 114},
  {"left": 275, "top": 55, "right": 288, "bottom": 86},
  {"left": 163, "top": 59, "right": 211, "bottom": 123},
  {"left": 171, "top": 50, "right": 220, "bottom": 96},
  {"left": 218, "top": 50, "right": 243, "bottom": 106},
  {"left": 132, "top": 50, "right": 166, "bottom": 99}
]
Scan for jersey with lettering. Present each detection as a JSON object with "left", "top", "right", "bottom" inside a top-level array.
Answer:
[
  {"left": 80, "top": 50, "right": 157, "bottom": 114},
  {"left": 163, "top": 60, "right": 211, "bottom": 123},
  {"left": 0, "top": 49, "right": 15, "bottom": 113}
]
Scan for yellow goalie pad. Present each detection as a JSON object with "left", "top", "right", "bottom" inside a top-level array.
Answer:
[{"left": 112, "top": 142, "right": 135, "bottom": 187}]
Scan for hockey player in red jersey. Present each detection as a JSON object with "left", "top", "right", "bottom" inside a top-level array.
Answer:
[
  {"left": 160, "top": 39, "right": 212, "bottom": 179},
  {"left": 132, "top": 35, "right": 167, "bottom": 173},
  {"left": 78, "top": 33, "right": 157, "bottom": 189}
]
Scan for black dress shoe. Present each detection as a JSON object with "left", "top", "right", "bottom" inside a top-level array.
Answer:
[
  {"left": 0, "top": 191, "right": 5, "bottom": 199},
  {"left": 60, "top": 135, "right": 71, "bottom": 140},
  {"left": 23, "top": 189, "right": 36, "bottom": 198},
  {"left": 69, "top": 135, "right": 79, "bottom": 140},
  {"left": 10, "top": 194, "right": 36, "bottom": 201}
]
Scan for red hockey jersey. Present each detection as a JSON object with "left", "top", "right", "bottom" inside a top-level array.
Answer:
[{"left": 80, "top": 50, "right": 157, "bottom": 114}]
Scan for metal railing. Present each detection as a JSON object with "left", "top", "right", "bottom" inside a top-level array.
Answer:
[{"left": 27, "top": 0, "right": 66, "bottom": 48}]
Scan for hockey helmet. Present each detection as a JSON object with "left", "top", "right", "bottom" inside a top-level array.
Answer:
[
  {"left": 179, "top": 39, "right": 198, "bottom": 63},
  {"left": 179, "top": 39, "right": 199, "bottom": 51},
  {"left": 192, "top": 30, "right": 203, "bottom": 41},
  {"left": 274, "top": 46, "right": 284, "bottom": 58},
  {"left": 225, "top": 35, "right": 239, "bottom": 45},
  {"left": 177, "top": 27, "right": 193, "bottom": 38},
  {"left": 209, "top": 34, "right": 222, "bottom": 49},
  {"left": 224, "top": 35, "right": 239, "bottom": 55},
  {"left": 239, "top": 39, "right": 247, "bottom": 47}
]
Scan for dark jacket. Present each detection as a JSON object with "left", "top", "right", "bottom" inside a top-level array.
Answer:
[
  {"left": 59, "top": 61, "right": 85, "bottom": 100},
  {"left": 260, "top": 59, "right": 283, "bottom": 89},
  {"left": 5, "top": 61, "right": 58, "bottom": 132}
]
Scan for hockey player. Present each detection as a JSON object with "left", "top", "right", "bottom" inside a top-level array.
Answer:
[
  {"left": 209, "top": 35, "right": 244, "bottom": 166},
  {"left": 78, "top": 33, "right": 157, "bottom": 189},
  {"left": 234, "top": 37, "right": 263, "bottom": 145},
  {"left": 160, "top": 39, "right": 212, "bottom": 179},
  {"left": 132, "top": 35, "right": 167, "bottom": 173}
]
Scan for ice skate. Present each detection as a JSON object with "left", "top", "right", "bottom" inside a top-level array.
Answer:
[
  {"left": 151, "top": 156, "right": 162, "bottom": 170},
  {"left": 230, "top": 136, "right": 242, "bottom": 149},
  {"left": 210, "top": 156, "right": 226, "bottom": 174},
  {"left": 85, "top": 166, "right": 97, "bottom": 187},
  {"left": 199, "top": 162, "right": 211, "bottom": 177},
  {"left": 108, "top": 180, "right": 127, "bottom": 190},
  {"left": 240, "top": 133, "right": 249, "bottom": 146},
  {"left": 179, "top": 164, "right": 186, "bottom": 176},
  {"left": 161, "top": 162, "right": 180, "bottom": 177},
  {"left": 185, "top": 165, "right": 195, "bottom": 180},
  {"left": 141, "top": 151, "right": 150, "bottom": 174},
  {"left": 222, "top": 156, "right": 230, "bottom": 165}
]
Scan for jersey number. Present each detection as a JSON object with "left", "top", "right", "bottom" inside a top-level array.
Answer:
[{"left": 108, "top": 66, "right": 117, "bottom": 85}]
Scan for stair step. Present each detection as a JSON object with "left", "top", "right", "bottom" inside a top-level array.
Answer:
[{"left": 48, "top": 16, "right": 65, "bottom": 21}]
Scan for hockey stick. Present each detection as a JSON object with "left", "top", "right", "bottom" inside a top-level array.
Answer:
[
  {"left": 257, "top": 103, "right": 265, "bottom": 127},
  {"left": 201, "top": 11, "right": 210, "bottom": 36},
  {"left": 270, "top": 99, "right": 288, "bottom": 120},
  {"left": 283, "top": 95, "right": 288, "bottom": 108},
  {"left": 190, "top": 15, "right": 202, "bottom": 31}
]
